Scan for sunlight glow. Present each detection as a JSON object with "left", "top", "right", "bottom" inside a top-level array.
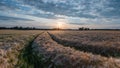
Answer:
[
  {"left": 53, "top": 19, "right": 70, "bottom": 29},
  {"left": 57, "top": 22, "right": 63, "bottom": 29}
]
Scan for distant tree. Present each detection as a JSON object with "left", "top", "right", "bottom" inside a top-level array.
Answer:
[
  {"left": 79, "top": 27, "right": 84, "bottom": 30},
  {"left": 84, "top": 28, "right": 90, "bottom": 30},
  {"left": 79, "top": 27, "right": 90, "bottom": 30},
  {"left": 0, "top": 27, "right": 7, "bottom": 29}
]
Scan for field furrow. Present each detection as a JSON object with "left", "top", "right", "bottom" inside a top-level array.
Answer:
[
  {"left": 16, "top": 32, "right": 44, "bottom": 68},
  {"left": 0, "top": 30, "right": 43, "bottom": 68},
  {"left": 49, "top": 31, "right": 120, "bottom": 57},
  {"left": 31, "top": 32, "right": 120, "bottom": 68}
]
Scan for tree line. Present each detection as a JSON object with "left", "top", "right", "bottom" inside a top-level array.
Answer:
[
  {"left": 0, "top": 26, "right": 43, "bottom": 30},
  {"left": 0, "top": 26, "right": 119, "bottom": 31}
]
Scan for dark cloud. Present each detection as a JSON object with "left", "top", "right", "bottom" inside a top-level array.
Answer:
[
  {"left": 0, "top": 15, "right": 33, "bottom": 21},
  {"left": 0, "top": 0, "right": 120, "bottom": 19},
  {"left": 0, "top": 0, "right": 20, "bottom": 10},
  {"left": 20, "top": 0, "right": 120, "bottom": 19},
  {"left": 99, "top": 0, "right": 120, "bottom": 18}
]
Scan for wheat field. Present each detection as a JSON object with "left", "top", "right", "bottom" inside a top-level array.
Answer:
[{"left": 0, "top": 30, "right": 120, "bottom": 68}]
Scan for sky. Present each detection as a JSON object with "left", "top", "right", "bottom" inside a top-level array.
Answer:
[{"left": 0, "top": 0, "right": 120, "bottom": 29}]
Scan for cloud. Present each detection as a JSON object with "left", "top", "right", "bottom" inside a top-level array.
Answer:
[
  {"left": 1, "top": 0, "right": 120, "bottom": 19},
  {"left": 0, "top": 0, "right": 21, "bottom": 11},
  {"left": 19, "top": 0, "right": 120, "bottom": 19},
  {"left": 69, "top": 23, "right": 87, "bottom": 25},
  {"left": 0, "top": 0, "right": 120, "bottom": 29},
  {"left": 0, "top": 15, "right": 33, "bottom": 21}
]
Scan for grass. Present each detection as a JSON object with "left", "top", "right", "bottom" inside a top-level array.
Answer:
[
  {"left": 48, "top": 31, "right": 120, "bottom": 57},
  {"left": 33, "top": 32, "right": 120, "bottom": 68},
  {"left": 0, "top": 30, "right": 120, "bottom": 68},
  {"left": 16, "top": 32, "right": 53, "bottom": 68}
]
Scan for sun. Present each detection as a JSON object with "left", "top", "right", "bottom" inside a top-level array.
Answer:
[{"left": 57, "top": 22, "right": 63, "bottom": 29}]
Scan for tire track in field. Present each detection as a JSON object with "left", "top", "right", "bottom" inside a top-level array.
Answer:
[
  {"left": 16, "top": 32, "right": 49, "bottom": 68},
  {"left": 17, "top": 32, "right": 120, "bottom": 68},
  {"left": 48, "top": 32, "right": 120, "bottom": 58}
]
